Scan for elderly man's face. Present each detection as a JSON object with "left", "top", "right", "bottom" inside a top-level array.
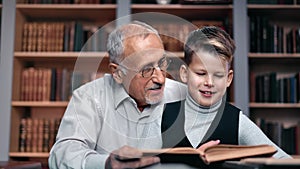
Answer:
[{"left": 119, "top": 34, "right": 166, "bottom": 108}]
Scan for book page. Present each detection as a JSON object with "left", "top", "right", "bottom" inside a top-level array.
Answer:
[
  {"left": 142, "top": 147, "right": 199, "bottom": 156},
  {"left": 204, "top": 144, "right": 277, "bottom": 163}
]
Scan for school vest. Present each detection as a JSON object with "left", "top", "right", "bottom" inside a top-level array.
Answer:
[{"left": 161, "top": 100, "right": 240, "bottom": 149}]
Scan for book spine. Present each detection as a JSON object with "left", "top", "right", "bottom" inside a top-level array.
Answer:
[
  {"left": 25, "top": 118, "right": 32, "bottom": 152},
  {"left": 19, "top": 118, "right": 27, "bottom": 152}
]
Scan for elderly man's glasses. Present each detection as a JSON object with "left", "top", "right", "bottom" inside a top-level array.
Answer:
[{"left": 119, "top": 57, "right": 171, "bottom": 78}]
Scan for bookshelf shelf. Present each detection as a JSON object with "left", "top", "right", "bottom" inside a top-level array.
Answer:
[
  {"left": 132, "top": 4, "right": 232, "bottom": 20},
  {"left": 250, "top": 103, "right": 300, "bottom": 108},
  {"left": 11, "top": 101, "right": 68, "bottom": 107},
  {"left": 16, "top": 4, "right": 116, "bottom": 23},
  {"left": 131, "top": 4, "right": 233, "bottom": 10},
  {"left": 15, "top": 51, "right": 108, "bottom": 57},
  {"left": 14, "top": 52, "right": 108, "bottom": 61},
  {"left": 10, "top": 152, "right": 49, "bottom": 158},
  {"left": 249, "top": 53, "right": 300, "bottom": 59},
  {"left": 248, "top": 4, "right": 300, "bottom": 9},
  {"left": 14, "top": 51, "right": 182, "bottom": 59}
]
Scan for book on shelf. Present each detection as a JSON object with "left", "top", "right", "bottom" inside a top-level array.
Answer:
[
  {"left": 21, "top": 21, "right": 106, "bottom": 52},
  {"left": 153, "top": 23, "right": 193, "bottom": 52},
  {"left": 192, "top": 20, "right": 225, "bottom": 30},
  {"left": 253, "top": 72, "right": 300, "bottom": 103},
  {"left": 152, "top": 20, "right": 226, "bottom": 52},
  {"left": 140, "top": 144, "right": 277, "bottom": 166},
  {"left": 19, "top": 118, "right": 26, "bottom": 152},
  {"left": 295, "top": 72, "right": 300, "bottom": 103},
  {"left": 18, "top": 118, "right": 61, "bottom": 153},
  {"left": 21, "top": 20, "right": 228, "bottom": 53},
  {"left": 256, "top": 119, "right": 300, "bottom": 155},
  {"left": 249, "top": 15, "right": 300, "bottom": 53},
  {"left": 20, "top": 67, "right": 105, "bottom": 101}
]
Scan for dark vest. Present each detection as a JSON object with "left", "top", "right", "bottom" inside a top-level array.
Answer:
[
  {"left": 160, "top": 101, "right": 240, "bottom": 167},
  {"left": 161, "top": 100, "right": 240, "bottom": 148}
]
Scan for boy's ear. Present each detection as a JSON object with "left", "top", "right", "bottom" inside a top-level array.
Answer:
[
  {"left": 226, "top": 69, "right": 234, "bottom": 87},
  {"left": 179, "top": 64, "right": 188, "bottom": 83},
  {"left": 109, "top": 63, "right": 123, "bottom": 84}
]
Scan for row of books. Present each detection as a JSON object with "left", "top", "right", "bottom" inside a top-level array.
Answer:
[
  {"left": 249, "top": 15, "right": 300, "bottom": 53},
  {"left": 20, "top": 67, "right": 104, "bottom": 102},
  {"left": 19, "top": 118, "right": 61, "bottom": 153},
  {"left": 154, "top": 20, "right": 225, "bottom": 51},
  {"left": 22, "top": 21, "right": 106, "bottom": 52},
  {"left": 256, "top": 119, "right": 300, "bottom": 155},
  {"left": 251, "top": 72, "right": 300, "bottom": 103},
  {"left": 21, "top": 20, "right": 226, "bottom": 53}
]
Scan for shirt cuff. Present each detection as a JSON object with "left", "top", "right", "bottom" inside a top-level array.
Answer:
[{"left": 83, "top": 152, "right": 110, "bottom": 169}]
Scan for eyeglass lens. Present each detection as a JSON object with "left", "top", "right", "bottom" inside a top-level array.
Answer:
[{"left": 142, "top": 57, "right": 170, "bottom": 77}]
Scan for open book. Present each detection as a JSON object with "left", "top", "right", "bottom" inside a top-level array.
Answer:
[{"left": 141, "top": 144, "right": 277, "bottom": 165}]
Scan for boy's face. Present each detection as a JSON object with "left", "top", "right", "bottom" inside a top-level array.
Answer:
[{"left": 180, "top": 52, "right": 233, "bottom": 107}]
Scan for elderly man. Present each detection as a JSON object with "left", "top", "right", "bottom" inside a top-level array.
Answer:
[{"left": 48, "top": 21, "right": 188, "bottom": 169}]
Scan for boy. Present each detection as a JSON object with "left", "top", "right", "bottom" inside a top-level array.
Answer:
[{"left": 161, "top": 26, "right": 290, "bottom": 159}]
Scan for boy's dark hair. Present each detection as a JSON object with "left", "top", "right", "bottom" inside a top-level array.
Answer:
[{"left": 184, "top": 26, "right": 235, "bottom": 67}]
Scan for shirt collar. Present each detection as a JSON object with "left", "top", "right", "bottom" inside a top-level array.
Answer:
[
  {"left": 113, "top": 79, "right": 132, "bottom": 109},
  {"left": 186, "top": 92, "right": 222, "bottom": 114}
]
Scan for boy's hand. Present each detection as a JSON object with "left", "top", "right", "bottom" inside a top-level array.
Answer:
[
  {"left": 197, "top": 140, "right": 220, "bottom": 156},
  {"left": 105, "top": 145, "right": 160, "bottom": 169}
]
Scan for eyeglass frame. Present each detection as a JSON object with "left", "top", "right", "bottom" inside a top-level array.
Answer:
[{"left": 117, "top": 56, "right": 172, "bottom": 78}]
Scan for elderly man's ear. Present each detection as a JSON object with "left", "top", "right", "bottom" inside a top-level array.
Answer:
[{"left": 109, "top": 63, "right": 123, "bottom": 84}]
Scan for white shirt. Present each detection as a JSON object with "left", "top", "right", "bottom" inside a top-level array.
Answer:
[{"left": 48, "top": 74, "right": 187, "bottom": 169}]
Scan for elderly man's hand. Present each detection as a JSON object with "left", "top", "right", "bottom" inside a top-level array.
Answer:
[{"left": 105, "top": 145, "right": 160, "bottom": 169}]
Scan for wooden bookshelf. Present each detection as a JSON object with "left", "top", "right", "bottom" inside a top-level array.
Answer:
[
  {"left": 248, "top": 4, "right": 300, "bottom": 9},
  {"left": 8, "top": 1, "right": 237, "bottom": 165},
  {"left": 250, "top": 103, "right": 300, "bottom": 108},
  {"left": 6, "top": 0, "right": 300, "bottom": 166},
  {"left": 9, "top": 152, "right": 49, "bottom": 158},
  {"left": 249, "top": 53, "right": 300, "bottom": 58},
  {"left": 9, "top": 2, "right": 234, "bottom": 165},
  {"left": 11, "top": 101, "right": 68, "bottom": 107},
  {"left": 248, "top": 2, "right": 300, "bottom": 155},
  {"left": 0, "top": 161, "right": 42, "bottom": 169},
  {"left": 14, "top": 52, "right": 108, "bottom": 62},
  {"left": 9, "top": 2, "right": 116, "bottom": 167}
]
